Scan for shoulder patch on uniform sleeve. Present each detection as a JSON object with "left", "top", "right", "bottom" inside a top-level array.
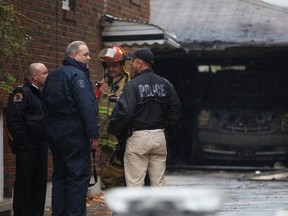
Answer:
[
  {"left": 77, "top": 79, "right": 85, "bottom": 88},
  {"left": 13, "top": 92, "right": 24, "bottom": 103}
]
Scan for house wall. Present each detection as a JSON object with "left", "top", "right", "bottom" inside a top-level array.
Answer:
[
  {"left": 0, "top": 0, "right": 150, "bottom": 198},
  {"left": 0, "top": 108, "right": 3, "bottom": 200}
]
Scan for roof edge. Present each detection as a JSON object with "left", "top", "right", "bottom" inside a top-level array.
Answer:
[{"left": 100, "top": 14, "right": 180, "bottom": 49}]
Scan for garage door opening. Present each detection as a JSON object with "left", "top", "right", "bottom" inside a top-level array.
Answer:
[{"left": 153, "top": 46, "right": 288, "bottom": 167}]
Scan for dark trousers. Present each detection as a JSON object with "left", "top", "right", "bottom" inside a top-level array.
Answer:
[
  {"left": 13, "top": 144, "right": 48, "bottom": 216},
  {"left": 47, "top": 120, "right": 91, "bottom": 216}
]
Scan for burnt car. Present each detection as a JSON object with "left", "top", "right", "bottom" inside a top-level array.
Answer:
[{"left": 192, "top": 68, "right": 288, "bottom": 165}]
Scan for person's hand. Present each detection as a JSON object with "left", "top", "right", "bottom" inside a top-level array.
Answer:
[{"left": 90, "top": 137, "right": 99, "bottom": 150}]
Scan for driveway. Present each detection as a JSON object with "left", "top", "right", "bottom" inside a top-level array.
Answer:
[{"left": 44, "top": 169, "right": 288, "bottom": 216}]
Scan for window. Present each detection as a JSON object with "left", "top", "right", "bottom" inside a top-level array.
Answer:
[
  {"left": 62, "top": 0, "right": 76, "bottom": 21},
  {"left": 62, "top": 0, "right": 70, "bottom": 10},
  {"left": 62, "top": 0, "right": 76, "bottom": 11}
]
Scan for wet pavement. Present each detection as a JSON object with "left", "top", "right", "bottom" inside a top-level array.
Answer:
[
  {"left": 44, "top": 169, "right": 288, "bottom": 216},
  {"left": 166, "top": 169, "right": 288, "bottom": 216}
]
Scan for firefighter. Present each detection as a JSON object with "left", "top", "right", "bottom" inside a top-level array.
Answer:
[{"left": 96, "top": 45, "right": 130, "bottom": 168}]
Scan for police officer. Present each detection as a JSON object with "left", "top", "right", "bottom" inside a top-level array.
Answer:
[
  {"left": 43, "top": 41, "right": 99, "bottom": 216},
  {"left": 109, "top": 48, "right": 181, "bottom": 187},
  {"left": 6, "top": 63, "right": 48, "bottom": 216}
]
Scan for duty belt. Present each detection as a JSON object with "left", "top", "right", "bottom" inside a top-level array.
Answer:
[{"left": 132, "top": 127, "right": 164, "bottom": 131}]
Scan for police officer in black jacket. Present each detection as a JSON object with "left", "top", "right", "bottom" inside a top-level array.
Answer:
[
  {"left": 6, "top": 63, "right": 48, "bottom": 216},
  {"left": 109, "top": 48, "right": 181, "bottom": 187},
  {"left": 43, "top": 41, "right": 99, "bottom": 216}
]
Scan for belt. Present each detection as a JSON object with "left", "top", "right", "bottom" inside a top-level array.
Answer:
[{"left": 132, "top": 128, "right": 164, "bottom": 132}]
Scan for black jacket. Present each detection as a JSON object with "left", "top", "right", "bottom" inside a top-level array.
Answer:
[
  {"left": 6, "top": 78, "right": 47, "bottom": 148},
  {"left": 43, "top": 57, "right": 99, "bottom": 139},
  {"left": 109, "top": 68, "right": 181, "bottom": 134}
]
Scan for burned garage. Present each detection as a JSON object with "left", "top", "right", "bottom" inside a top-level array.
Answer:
[{"left": 150, "top": 0, "right": 288, "bottom": 166}]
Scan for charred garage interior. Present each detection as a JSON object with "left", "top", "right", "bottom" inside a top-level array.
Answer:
[{"left": 152, "top": 46, "right": 288, "bottom": 167}]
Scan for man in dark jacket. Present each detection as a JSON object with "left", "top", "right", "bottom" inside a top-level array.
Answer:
[
  {"left": 109, "top": 48, "right": 181, "bottom": 187},
  {"left": 43, "top": 41, "right": 99, "bottom": 216},
  {"left": 6, "top": 63, "right": 48, "bottom": 216}
]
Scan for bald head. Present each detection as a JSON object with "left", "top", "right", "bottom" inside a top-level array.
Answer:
[{"left": 27, "top": 63, "right": 48, "bottom": 88}]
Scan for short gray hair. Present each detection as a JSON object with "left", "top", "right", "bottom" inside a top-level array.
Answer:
[{"left": 65, "top": 41, "right": 87, "bottom": 56}]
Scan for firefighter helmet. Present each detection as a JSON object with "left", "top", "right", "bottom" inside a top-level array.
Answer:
[{"left": 98, "top": 45, "right": 129, "bottom": 63}]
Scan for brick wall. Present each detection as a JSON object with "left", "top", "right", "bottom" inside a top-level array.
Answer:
[{"left": 0, "top": 0, "right": 150, "bottom": 198}]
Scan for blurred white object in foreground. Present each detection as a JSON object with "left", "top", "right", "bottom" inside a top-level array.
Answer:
[
  {"left": 275, "top": 209, "right": 288, "bottom": 216},
  {"left": 105, "top": 187, "right": 225, "bottom": 216}
]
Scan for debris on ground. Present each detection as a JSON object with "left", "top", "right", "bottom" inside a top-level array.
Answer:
[
  {"left": 86, "top": 192, "right": 114, "bottom": 215},
  {"left": 86, "top": 192, "right": 105, "bottom": 206},
  {"left": 240, "top": 169, "right": 288, "bottom": 181}
]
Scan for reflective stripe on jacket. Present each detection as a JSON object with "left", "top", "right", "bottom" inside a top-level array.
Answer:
[{"left": 97, "top": 73, "right": 129, "bottom": 149}]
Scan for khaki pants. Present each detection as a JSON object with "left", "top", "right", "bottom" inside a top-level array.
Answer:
[{"left": 124, "top": 129, "right": 167, "bottom": 187}]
